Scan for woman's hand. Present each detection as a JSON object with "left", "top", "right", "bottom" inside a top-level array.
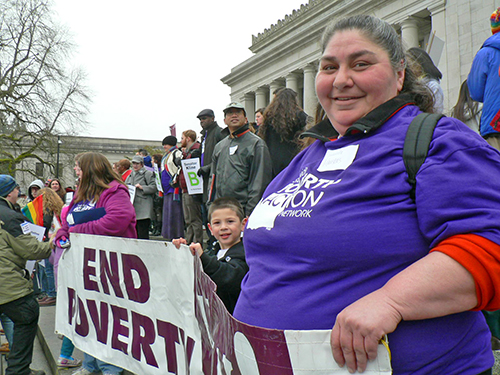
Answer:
[
  {"left": 331, "top": 289, "right": 402, "bottom": 373},
  {"left": 48, "top": 230, "right": 59, "bottom": 250},
  {"left": 135, "top": 183, "right": 143, "bottom": 190},
  {"left": 172, "top": 238, "right": 187, "bottom": 249}
]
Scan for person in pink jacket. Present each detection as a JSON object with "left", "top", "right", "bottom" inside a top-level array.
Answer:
[{"left": 55, "top": 152, "right": 136, "bottom": 375}]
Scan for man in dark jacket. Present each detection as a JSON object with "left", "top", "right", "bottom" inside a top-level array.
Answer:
[
  {"left": 209, "top": 103, "right": 273, "bottom": 217},
  {"left": 0, "top": 175, "right": 50, "bottom": 375},
  {"left": 197, "top": 109, "right": 224, "bottom": 250}
]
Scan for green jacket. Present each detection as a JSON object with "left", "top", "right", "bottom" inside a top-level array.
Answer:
[{"left": 0, "top": 221, "right": 52, "bottom": 305}]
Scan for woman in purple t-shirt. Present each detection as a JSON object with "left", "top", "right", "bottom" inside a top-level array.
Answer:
[{"left": 235, "top": 15, "right": 500, "bottom": 375}]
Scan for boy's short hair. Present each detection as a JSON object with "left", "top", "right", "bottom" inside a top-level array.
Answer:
[{"left": 208, "top": 197, "right": 245, "bottom": 222}]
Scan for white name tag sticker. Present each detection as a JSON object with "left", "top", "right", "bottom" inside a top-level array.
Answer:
[
  {"left": 318, "top": 144, "right": 359, "bottom": 172},
  {"left": 229, "top": 145, "right": 238, "bottom": 155}
]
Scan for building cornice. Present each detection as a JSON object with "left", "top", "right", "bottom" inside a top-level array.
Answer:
[
  {"left": 251, "top": 0, "right": 318, "bottom": 50},
  {"left": 223, "top": 0, "right": 393, "bottom": 90}
]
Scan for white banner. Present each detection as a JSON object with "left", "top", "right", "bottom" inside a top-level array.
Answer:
[
  {"left": 56, "top": 234, "right": 391, "bottom": 375},
  {"left": 180, "top": 159, "right": 203, "bottom": 195}
]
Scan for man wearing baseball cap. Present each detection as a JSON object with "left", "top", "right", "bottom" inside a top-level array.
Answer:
[
  {"left": 208, "top": 102, "right": 272, "bottom": 217},
  {"left": 0, "top": 175, "right": 51, "bottom": 375},
  {"left": 197, "top": 108, "right": 224, "bottom": 250}
]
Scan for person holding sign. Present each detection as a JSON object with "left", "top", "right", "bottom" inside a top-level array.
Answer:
[
  {"left": 178, "top": 130, "right": 204, "bottom": 244},
  {"left": 235, "top": 15, "right": 500, "bottom": 375},
  {"left": 55, "top": 152, "right": 136, "bottom": 375},
  {"left": 173, "top": 197, "right": 248, "bottom": 314},
  {"left": 125, "top": 155, "right": 157, "bottom": 240}
]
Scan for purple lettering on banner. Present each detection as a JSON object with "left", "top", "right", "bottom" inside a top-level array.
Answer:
[
  {"left": 83, "top": 247, "right": 99, "bottom": 292},
  {"left": 157, "top": 320, "right": 180, "bottom": 374},
  {"left": 75, "top": 296, "right": 89, "bottom": 337},
  {"left": 122, "top": 253, "right": 151, "bottom": 303},
  {"left": 67, "top": 287, "right": 77, "bottom": 325},
  {"left": 178, "top": 328, "right": 196, "bottom": 374},
  {"left": 111, "top": 304, "right": 129, "bottom": 354},
  {"left": 99, "top": 250, "right": 124, "bottom": 298},
  {"left": 131, "top": 311, "right": 159, "bottom": 368},
  {"left": 87, "top": 300, "right": 109, "bottom": 344}
]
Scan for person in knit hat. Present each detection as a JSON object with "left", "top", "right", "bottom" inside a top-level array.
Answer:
[
  {"left": 468, "top": 7, "right": 500, "bottom": 150},
  {"left": 0, "top": 175, "right": 17, "bottom": 198},
  {"left": 0, "top": 174, "right": 51, "bottom": 375}
]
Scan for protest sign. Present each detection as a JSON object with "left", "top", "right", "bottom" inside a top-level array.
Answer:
[
  {"left": 127, "top": 184, "right": 136, "bottom": 204},
  {"left": 153, "top": 163, "right": 163, "bottom": 193},
  {"left": 56, "top": 234, "right": 391, "bottom": 374},
  {"left": 181, "top": 159, "right": 203, "bottom": 195}
]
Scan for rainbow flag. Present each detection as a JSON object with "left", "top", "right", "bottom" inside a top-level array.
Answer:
[{"left": 21, "top": 195, "right": 44, "bottom": 226}]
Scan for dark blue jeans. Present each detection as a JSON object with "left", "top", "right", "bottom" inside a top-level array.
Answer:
[
  {"left": 38, "top": 259, "right": 56, "bottom": 298},
  {"left": 0, "top": 293, "right": 39, "bottom": 375}
]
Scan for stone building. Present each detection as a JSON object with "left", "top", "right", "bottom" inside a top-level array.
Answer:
[
  {"left": 222, "top": 0, "right": 496, "bottom": 122},
  {"left": 8, "top": 135, "right": 162, "bottom": 192}
]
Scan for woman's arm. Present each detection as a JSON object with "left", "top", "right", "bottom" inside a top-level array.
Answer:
[
  {"left": 141, "top": 170, "right": 157, "bottom": 195},
  {"left": 331, "top": 251, "right": 476, "bottom": 374},
  {"left": 72, "top": 186, "right": 135, "bottom": 237}
]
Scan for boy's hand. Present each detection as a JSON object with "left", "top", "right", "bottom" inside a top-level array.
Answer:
[
  {"left": 189, "top": 243, "right": 204, "bottom": 257},
  {"left": 172, "top": 238, "right": 187, "bottom": 249}
]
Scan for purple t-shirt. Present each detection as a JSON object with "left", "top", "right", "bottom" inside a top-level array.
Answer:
[{"left": 234, "top": 104, "right": 499, "bottom": 374}]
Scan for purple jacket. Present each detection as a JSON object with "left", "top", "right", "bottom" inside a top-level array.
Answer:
[
  {"left": 55, "top": 180, "right": 136, "bottom": 241},
  {"left": 235, "top": 95, "right": 499, "bottom": 374}
]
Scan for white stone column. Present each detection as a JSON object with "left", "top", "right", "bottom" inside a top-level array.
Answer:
[
  {"left": 400, "top": 17, "right": 419, "bottom": 49},
  {"left": 286, "top": 73, "right": 299, "bottom": 94},
  {"left": 255, "top": 87, "right": 268, "bottom": 110},
  {"left": 269, "top": 80, "right": 283, "bottom": 98},
  {"left": 303, "top": 64, "right": 317, "bottom": 118},
  {"left": 243, "top": 93, "right": 255, "bottom": 122}
]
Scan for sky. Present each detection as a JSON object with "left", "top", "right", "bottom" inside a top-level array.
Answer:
[{"left": 52, "top": 0, "right": 309, "bottom": 142}]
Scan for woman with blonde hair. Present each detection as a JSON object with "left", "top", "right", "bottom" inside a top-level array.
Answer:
[
  {"left": 35, "top": 187, "right": 64, "bottom": 306},
  {"left": 55, "top": 152, "right": 136, "bottom": 375}
]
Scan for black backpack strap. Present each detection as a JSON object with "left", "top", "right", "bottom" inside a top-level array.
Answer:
[{"left": 403, "top": 113, "right": 444, "bottom": 202}]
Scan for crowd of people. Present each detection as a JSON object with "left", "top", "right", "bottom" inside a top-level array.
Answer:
[{"left": 1, "top": 8, "right": 500, "bottom": 375}]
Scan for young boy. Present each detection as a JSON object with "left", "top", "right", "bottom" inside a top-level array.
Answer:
[{"left": 173, "top": 197, "right": 248, "bottom": 313}]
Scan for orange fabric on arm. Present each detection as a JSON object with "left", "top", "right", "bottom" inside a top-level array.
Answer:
[{"left": 431, "top": 233, "right": 500, "bottom": 311}]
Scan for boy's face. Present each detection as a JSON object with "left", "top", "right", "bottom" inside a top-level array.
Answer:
[{"left": 208, "top": 208, "right": 247, "bottom": 249}]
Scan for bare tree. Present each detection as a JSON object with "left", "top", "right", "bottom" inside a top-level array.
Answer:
[{"left": 0, "top": 0, "right": 90, "bottom": 176}]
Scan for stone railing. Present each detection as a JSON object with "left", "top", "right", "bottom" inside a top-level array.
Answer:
[{"left": 251, "top": 0, "right": 322, "bottom": 45}]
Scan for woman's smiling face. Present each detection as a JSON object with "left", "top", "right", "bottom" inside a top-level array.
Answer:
[{"left": 315, "top": 29, "right": 405, "bottom": 136}]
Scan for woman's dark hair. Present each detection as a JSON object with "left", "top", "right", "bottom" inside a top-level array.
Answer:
[
  {"left": 74, "top": 152, "right": 124, "bottom": 204},
  {"left": 320, "top": 14, "right": 434, "bottom": 113},
  {"left": 259, "top": 88, "right": 304, "bottom": 142},
  {"left": 152, "top": 153, "right": 163, "bottom": 168},
  {"left": 49, "top": 178, "right": 66, "bottom": 201},
  {"left": 407, "top": 47, "right": 442, "bottom": 81},
  {"left": 452, "top": 80, "right": 480, "bottom": 124}
]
